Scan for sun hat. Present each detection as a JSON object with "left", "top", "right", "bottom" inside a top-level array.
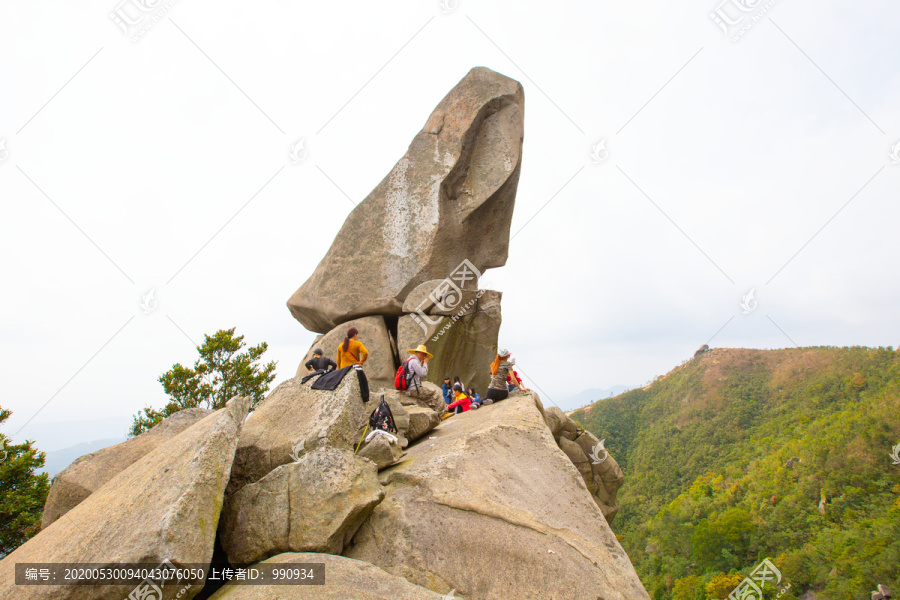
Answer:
[
  {"left": 498, "top": 348, "right": 511, "bottom": 357},
  {"left": 407, "top": 344, "right": 434, "bottom": 359}
]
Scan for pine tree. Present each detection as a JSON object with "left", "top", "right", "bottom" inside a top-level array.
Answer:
[{"left": 0, "top": 406, "right": 50, "bottom": 555}]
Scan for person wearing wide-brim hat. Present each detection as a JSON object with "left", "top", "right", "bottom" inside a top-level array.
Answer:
[{"left": 405, "top": 344, "right": 433, "bottom": 391}]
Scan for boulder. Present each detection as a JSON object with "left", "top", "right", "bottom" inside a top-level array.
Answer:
[
  {"left": 295, "top": 315, "right": 397, "bottom": 392},
  {"left": 41, "top": 407, "right": 213, "bottom": 528},
  {"left": 0, "top": 397, "right": 250, "bottom": 600},
  {"left": 227, "top": 373, "right": 371, "bottom": 495},
  {"left": 207, "top": 553, "right": 445, "bottom": 599},
  {"left": 346, "top": 393, "right": 650, "bottom": 600},
  {"left": 397, "top": 290, "right": 501, "bottom": 394},
  {"left": 220, "top": 447, "right": 383, "bottom": 565},
  {"left": 402, "top": 279, "right": 481, "bottom": 316},
  {"left": 287, "top": 67, "right": 525, "bottom": 333},
  {"left": 405, "top": 405, "right": 441, "bottom": 443},
  {"left": 385, "top": 383, "right": 446, "bottom": 414},
  {"left": 559, "top": 437, "right": 599, "bottom": 495},
  {"left": 357, "top": 435, "right": 403, "bottom": 470},
  {"left": 542, "top": 406, "right": 566, "bottom": 441}
]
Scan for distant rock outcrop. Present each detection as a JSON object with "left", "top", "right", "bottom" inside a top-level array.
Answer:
[
  {"left": 41, "top": 407, "right": 213, "bottom": 528},
  {"left": 287, "top": 67, "right": 524, "bottom": 334}
]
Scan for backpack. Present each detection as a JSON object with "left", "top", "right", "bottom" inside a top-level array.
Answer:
[
  {"left": 394, "top": 357, "right": 415, "bottom": 391},
  {"left": 368, "top": 396, "right": 397, "bottom": 433}
]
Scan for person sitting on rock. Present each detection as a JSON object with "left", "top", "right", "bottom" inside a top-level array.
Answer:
[
  {"left": 405, "top": 344, "right": 433, "bottom": 392},
  {"left": 506, "top": 368, "right": 521, "bottom": 392},
  {"left": 337, "top": 326, "right": 369, "bottom": 369},
  {"left": 441, "top": 376, "right": 453, "bottom": 405},
  {"left": 467, "top": 387, "right": 482, "bottom": 409},
  {"left": 484, "top": 349, "right": 527, "bottom": 404},
  {"left": 442, "top": 383, "right": 471, "bottom": 419},
  {"left": 304, "top": 348, "right": 337, "bottom": 373}
]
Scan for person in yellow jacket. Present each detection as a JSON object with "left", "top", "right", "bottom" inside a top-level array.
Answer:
[{"left": 337, "top": 326, "right": 369, "bottom": 368}]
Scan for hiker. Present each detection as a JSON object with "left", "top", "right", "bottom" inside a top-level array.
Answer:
[
  {"left": 441, "top": 376, "right": 453, "bottom": 405},
  {"left": 467, "top": 387, "right": 482, "bottom": 408},
  {"left": 404, "top": 344, "right": 432, "bottom": 391},
  {"left": 304, "top": 348, "right": 337, "bottom": 373},
  {"left": 442, "top": 383, "right": 471, "bottom": 419},
  {"left": 453, "top": 375, "right": 466, "bottom": 394},
  {"left": 506, "top": 368, "right": 521, "bottom": 392},
  {"left": 337, "top": 326, "right": 369, "bottom": 369},
  {"left": 484, "top": 349, "right": 526, "bottom": 404}
]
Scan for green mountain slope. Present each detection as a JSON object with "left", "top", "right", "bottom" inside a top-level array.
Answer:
[{"left": 569, "top": 346, "right": 900, "bottom": 600}]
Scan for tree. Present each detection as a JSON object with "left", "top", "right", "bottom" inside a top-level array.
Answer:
[
  {"left": 706, "top": 572, "right": 743, "bottom": 599},
  {"left": 0, "top": 406, "right": 50, "bottom": 555},
  {"left": 130, "top": 328, "right": 277, "bottom": 436}
]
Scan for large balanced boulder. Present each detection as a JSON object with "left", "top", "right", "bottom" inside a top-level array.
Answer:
[
  {"left": 208, "top": 553, "right": 444, "bottom": 599},
  {"left": 398, "top": 290, "right": 501, "bottom": 393},
  {"left": 346, "top": 393, "right": 650, "bottom": 600},
  {"left": 220, "top": 447, "right": 383, "bottom": 565},
  {"left": 41, "top": 407, "right": 213, "bottom": 529},
  {"left": 0, "top": 396, "right": 250, "bottom": 600},
  {"left": 295, "top": 315, "right": 397, "bottom": 392},
  {"left": 287, "top": 67, "right": 525, "bottom": 333},
  {"left": 227, "top": 373, "right": 371, "bottom": 495}
]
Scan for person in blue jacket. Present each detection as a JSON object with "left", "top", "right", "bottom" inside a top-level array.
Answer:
[{"left": 441, "top": 376, "right": 453, "bottom": 405}]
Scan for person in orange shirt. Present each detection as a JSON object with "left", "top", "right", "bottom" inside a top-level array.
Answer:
[{"left": 336, "top": 326, "right": 369, "bottom": 369}]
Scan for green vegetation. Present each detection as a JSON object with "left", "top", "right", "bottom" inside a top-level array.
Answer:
[
  {"left": 570, "top": 346, "right": 900, "bottom": 600},
  {"left": 0, "top": 406, "right": 50, "bottom": 555},
  {"left": 130, "top": 328, "right": 276, "bottom": 436}
]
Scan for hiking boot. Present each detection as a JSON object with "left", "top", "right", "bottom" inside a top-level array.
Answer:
[{"left": 482, "top": 399, "right": 494, "bottom": 406}]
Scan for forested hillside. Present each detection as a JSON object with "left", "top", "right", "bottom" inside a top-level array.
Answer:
[{"left": 570, "top": 346, "right": 900, "bottom": 600}]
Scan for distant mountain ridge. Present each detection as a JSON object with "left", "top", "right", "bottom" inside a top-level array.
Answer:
[
  {"left": 561, "top": 385, "right": 632, "bottom": 412},
  {"left": 570, "top": 346, "right": 900, "bottom": 600},
  {"left": 39, "top": 438, "right": 125, "bottom": 478}
]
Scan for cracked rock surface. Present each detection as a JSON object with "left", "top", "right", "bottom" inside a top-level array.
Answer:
[{"left": 345, "top": 392, "right": 649, "bottom": 600}]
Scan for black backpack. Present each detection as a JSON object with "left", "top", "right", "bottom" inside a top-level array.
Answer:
[{"left": 368, "top": 395, "right": 397, "bottom": 433}]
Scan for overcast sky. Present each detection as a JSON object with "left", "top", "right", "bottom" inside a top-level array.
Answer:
[{"left": 2, "top": 0, "right": 898, "bottom": 451}]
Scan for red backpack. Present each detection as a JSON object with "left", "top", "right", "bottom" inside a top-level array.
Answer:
[{"left": 394, "top": 357, "right": 414, "bottom": 391}]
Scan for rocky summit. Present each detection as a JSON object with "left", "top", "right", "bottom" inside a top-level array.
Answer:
[
  {"left": 287, "top": 66, "right": 524, "bottom": 335},
  {"left": 2, "top": 67, "right": 651, "bottom": 599}
]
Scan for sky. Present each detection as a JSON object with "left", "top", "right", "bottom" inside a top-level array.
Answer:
[{"left": 1, "top": 0, "right": 898, "bottom": 451}]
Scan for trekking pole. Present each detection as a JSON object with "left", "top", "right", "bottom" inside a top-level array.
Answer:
[{"left": 354, "top": 425, "right": 369, "bottom": 455}]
